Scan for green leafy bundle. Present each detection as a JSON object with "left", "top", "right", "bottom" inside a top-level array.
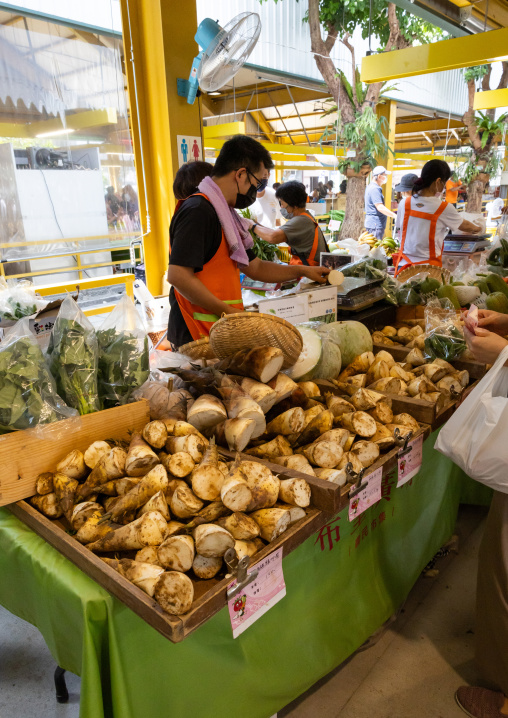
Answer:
[
  {"left": 424, "top": 325, "right": 466, "bottom": 362},
  {"left": 97, "top": 329, "right": 149, "bottom": 408},
  {"left": 0, "top": 333, "right": 75, "bottom": 432},
  {"left": 48, "top": 317, "right": 100, "bottom": 415}
]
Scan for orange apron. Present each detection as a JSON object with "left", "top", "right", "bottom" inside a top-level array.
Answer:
[
  {"left": 289, "top": 211, "right": 326, "bottom": 266},
  {"left": 393, "top": 196, "right": 449, "bottom": 278},
  {"left": 171, "top": 192, "right": 244, "bottom": 340}
]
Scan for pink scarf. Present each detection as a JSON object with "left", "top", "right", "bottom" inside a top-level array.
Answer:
[{"left": 197, "top": 176, "right": 254, "bottom": 268}]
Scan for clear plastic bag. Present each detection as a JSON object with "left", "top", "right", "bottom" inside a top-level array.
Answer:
[
  {"left": 0, "top": 278, "right": 48, "bottom": 324},
  {"left": 97, "top": 295, "right": 150, "bottom": 409},
  {"left": 0, "top": 318, "right": 78, "bottom": 433},
  {"left": 47, "top": 295, "right": 100, "bottom": 415},
  {"left": 423, "top": 298, "right": 466, "bottom": 361}
]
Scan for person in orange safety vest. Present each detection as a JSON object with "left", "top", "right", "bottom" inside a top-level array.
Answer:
[
  {"left": 249, "top": 181, "right": 329, "bottom": 266},
  {"left": 167, "top": 136, "right": 330, "bottom": 349},
  {"left": 393, "top": 159, "right": 482, "bottom": 277}
]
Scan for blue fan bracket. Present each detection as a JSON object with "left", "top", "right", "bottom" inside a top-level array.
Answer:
[{"left": 177, "top": 18, "right": 222, "bottom": 105}]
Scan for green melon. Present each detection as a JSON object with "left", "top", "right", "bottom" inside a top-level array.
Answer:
[{"left": 320, "top": 321, "right": 373, "bottom": 368}]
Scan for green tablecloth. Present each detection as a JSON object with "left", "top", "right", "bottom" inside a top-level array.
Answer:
[{"left": 0, "top": 431, "right": 466, "bottom": 718}]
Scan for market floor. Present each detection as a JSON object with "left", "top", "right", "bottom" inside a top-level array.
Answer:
[{"left": 0, "top": 505, "right": 488, "bottom": 718}]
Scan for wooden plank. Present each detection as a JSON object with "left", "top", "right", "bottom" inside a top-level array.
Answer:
[
  {"left": 218, "top": 448, "right": 342, "bottom": 514},
  {"left": 9, "top": 500, "right": 185, "bottom": 642},
  {"left": 0, "top": 401, "right": 150, "bottom": 507},
  {"left": 10, "top": 499, "right": 324, "bottom": 643}
]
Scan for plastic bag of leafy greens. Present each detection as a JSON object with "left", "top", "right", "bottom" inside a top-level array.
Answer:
[
  {"left": 423, "top": 298, "right": 466, "bottom": 361},
  {"left": 97, "top": 294, "right": 150, "bottom": 409},
  {"left": 48, "top": 295, "right": 100, "bottom": 415},
  {"left": 0, "top": 318, "right": 77, "bottom": 433}
]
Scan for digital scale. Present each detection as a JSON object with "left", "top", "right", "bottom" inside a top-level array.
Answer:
[
  {"left": 334, "top": 277, "right": 385, "bottom": 310},
  {"left": 442, "top": 234, "right": 491, "bottom": 272},
  {"left": 443, "top": 234, "right": 491, "bottom": 254}
]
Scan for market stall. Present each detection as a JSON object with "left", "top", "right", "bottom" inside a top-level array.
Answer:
[
  {"left": 0, "top": 259, "right": 493, "bottom": 718},
  {"left": 0, "top": 429, "right": 466, "bottom": 718}
]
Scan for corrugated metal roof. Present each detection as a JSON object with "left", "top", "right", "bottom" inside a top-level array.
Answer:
[{"left": 196, "top": 0, "right": 468, "bottom": 116}]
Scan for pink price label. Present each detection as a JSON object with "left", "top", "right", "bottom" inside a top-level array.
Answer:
[
  {"left": 227, "top": 548, "right": 286, "bottom": 639},
  {"left": 348, "top": 466, "right": 383, "bottom": 521},
  {"left": 397, "top": 434, "right": 423, "bottom": 487}
]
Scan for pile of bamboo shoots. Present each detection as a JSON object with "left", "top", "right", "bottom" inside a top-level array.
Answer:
[
  {"left": 29, "top": 419, "right": 311, "bottom": 617},
  {"left": 333, "top": 348, "right": 468, "bottom": 414}
]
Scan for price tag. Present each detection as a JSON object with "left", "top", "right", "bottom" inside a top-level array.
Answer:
[
  {"left": 397, "top": 434, "right": 424, "bottom": 487},
  {"left": 258, "top": 294, "right": 309, "bottom": 326},
  {"left": 348, "top": 466, "right": 382, "bottom": 521},
  {"left": 227, "top": 548, "right": 286, "bottom": 638}
]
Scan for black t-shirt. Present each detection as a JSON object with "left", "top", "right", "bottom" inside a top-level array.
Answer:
[{"left": 168, "top": 195, "right": 255, "bottom": 348}]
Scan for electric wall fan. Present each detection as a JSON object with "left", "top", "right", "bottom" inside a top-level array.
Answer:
[{"left": 177, "top": 12, "right": 262, "bottom": 104}]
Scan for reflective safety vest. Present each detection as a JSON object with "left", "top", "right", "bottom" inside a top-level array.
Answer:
[
  {"left": 393, "top": 196, "right": 448, "bottom": 277},
  {"left": 172, "top": 192, "right": 244, "bottom": 340},
  {"left": 289, "top": 211, "right": 326, "bottom": 266}
]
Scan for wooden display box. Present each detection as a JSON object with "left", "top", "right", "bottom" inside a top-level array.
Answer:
[
  {"left": 4, "top": 399, "right": 328, "bottom": 643},
  {"left": 10, "top": 496, "right": 324, "bottom": 644},
  {"left": 0, "top": 401, "right": 151, "bottom": 508},
  {"left": 371, "top": 343, "right": 487, "bottom": 380}
]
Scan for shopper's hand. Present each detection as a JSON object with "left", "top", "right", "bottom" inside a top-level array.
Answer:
[
  {"left": 464, "top": 325, "right": 508, "bottom": 364},
  {"left": 477, "top": 309, "right": 508, "bottom": 335},
  {"left": 300, "top": 266, "right": 331, "bottom": 284}
]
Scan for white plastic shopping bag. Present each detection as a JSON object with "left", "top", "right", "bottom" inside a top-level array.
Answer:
[{"left": 435, "top": 345, "right": 508, "bottom": 492}]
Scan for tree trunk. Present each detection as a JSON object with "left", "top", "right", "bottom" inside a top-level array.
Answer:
[
  {"left": 466, "top": 177, "right": 487, "bottom": 213},
  {"left": 339, "top": 176, "right": 368, "bottom": 239}
]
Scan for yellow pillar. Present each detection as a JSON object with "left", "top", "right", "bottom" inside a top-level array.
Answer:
[
  {"left": 119, "top": 0, "right": 202, "bottom": 295},
  {"left": 377, "top": 100, "right": 397, "bottom": 236}
]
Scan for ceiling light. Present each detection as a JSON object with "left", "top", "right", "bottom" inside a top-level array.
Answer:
[
  {"left": 36, "top": 128, "right": 75, "bottom": 138},
  {"left": 451, "top": 129, "right": 460, "bottom": 141},
  {"left": 208, "top": 91, "right": 221, "bottom": 96},
  {"left": 422, "top": 132, "right": 433, "bottom": 144}
]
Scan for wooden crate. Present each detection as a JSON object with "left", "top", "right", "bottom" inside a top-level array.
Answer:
[
  {"left": 374, "top": 381, "right": 479, "bottom": 432},
  {"left": 10, "top": 497, "right": 324, "bottom": 644},
  {"left": 220, "top": 421, "right": 430, "bottom": 512},
  {"left": 0, "top": 401, "right": 150, "bottom": 507},
  {"left": 371, "top": 343, "right": 487, "bottom": 380}
]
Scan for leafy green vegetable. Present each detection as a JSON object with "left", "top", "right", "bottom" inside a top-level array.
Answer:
[
  {"left": 97, "top": 329, "right": 149, "bottom": 408},
  {"left": 424, "top": 325, "right": 466, "bottom": 361},
  {"left": 0, "top": 333, "right": 75, "bottom": 432},
  {"left": 48, "top": 317, "right": 100, "bottom": 415}
]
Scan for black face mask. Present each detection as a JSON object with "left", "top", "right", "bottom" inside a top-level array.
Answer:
[{"left": 234, "top": 181, "right": 258, "bottom": 210}]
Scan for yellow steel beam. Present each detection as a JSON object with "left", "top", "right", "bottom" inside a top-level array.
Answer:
[
  {"left": 361, "top": 27, "right": 508, "bottom": 83},
  {"left": 30, "top": 108, "right": 118, "bottom": 136},
  {"left": 250, "top": 111, "right": 278, "bottom": 143},
  {"left": 203, "top": 138, "right": 338, "bottom": 156},
  {"left": 396, "top": 119, "right": 464, "bottom": 134},
  {"left": 0, "top": 109, "right": 118, "bottom": 139},
  {"left": 120, "top": 0, "right": 193, "bottom": 296},
  {"left": 36, "top": 274, "right": 135, "bottom": 300},
  {"left": 473, "top": 88, "right": 508, "bottom": 110},
  {"left": 203, "top": 122, "right": 246, "bottom": 139}
]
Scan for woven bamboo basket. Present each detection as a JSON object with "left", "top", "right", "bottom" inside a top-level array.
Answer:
[
  {"left": 178, "top": 337, "right": 217, "bottom": 361},
  {"left": 209, "top": 312, "right": 303, "bottom": 369},
  {"left": 396, "top": 264, "right": 451, "bottom": 284}
]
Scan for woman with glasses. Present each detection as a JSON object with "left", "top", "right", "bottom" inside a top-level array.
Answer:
[
  {"left": 166, "top": 136, "right": 330, "bottom": 349},
  {"left": 251, "top": 181, "right": 329, "bottom": 266}
]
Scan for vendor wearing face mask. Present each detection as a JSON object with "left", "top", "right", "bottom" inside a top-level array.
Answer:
[
  {"left": 393, "top": 159, "right": 482, "bottom": 277},
  {"left": 250, "top": 181, "right": 328, "bottom": 266},
  {"left": 167, "top": 136, "right": 330, "bottom": 348}
]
